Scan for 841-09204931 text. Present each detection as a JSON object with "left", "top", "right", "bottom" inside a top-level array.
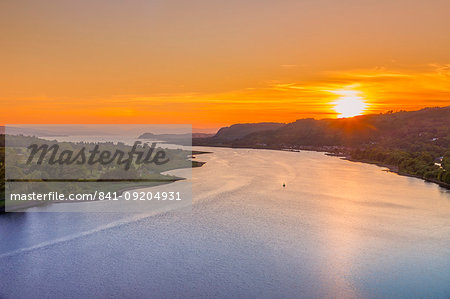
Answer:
[{"left": 9, "top": 191, "right": 183, "bottom": 202}]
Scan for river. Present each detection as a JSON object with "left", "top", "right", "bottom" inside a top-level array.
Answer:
[{"left": 1, "top": 147, "right": 450, "bottom": 298}]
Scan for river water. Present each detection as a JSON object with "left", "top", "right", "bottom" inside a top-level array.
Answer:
[{"left": 1, "top": 147, "right": 449, "bottom": 298}]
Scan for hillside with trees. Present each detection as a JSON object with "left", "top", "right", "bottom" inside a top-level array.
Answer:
[{"left": 194, "top": 107, "right": 450, "bottom": 187}]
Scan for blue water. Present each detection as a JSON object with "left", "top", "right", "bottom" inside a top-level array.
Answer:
[{"left": 1, "top": 148, "right": 450, "bottom": 298}]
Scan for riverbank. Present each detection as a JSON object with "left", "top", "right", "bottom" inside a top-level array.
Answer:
[{"left": 343, "top": 156, "right": 450, "bottom": 190}]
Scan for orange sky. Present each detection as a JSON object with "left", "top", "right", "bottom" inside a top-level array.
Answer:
[{"left": 1, "top": 0, "right": 449, "bottom": 131}]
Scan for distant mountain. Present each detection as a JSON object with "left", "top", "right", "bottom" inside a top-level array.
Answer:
[
  {"left": 195, "top": 107, "right": 449, "bottom": 150},
  {"left": 192, "top": 133, "right": 215, "bottom": 138},
  {"left": 196, "top": 122, "right": 284, "bottom": 144}
]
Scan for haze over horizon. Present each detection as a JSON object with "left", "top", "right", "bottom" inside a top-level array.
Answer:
[{"left": 1, "top": 0, "right": 449, "bottom": 128}]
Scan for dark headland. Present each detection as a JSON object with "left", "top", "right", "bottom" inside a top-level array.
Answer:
[{"left": 193, "top": 107, "right": 450, "bottom": 188}]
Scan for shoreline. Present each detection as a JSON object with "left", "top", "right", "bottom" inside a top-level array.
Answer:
[{"left": 342, "top": 156, "right": 450, "bottom": 190}]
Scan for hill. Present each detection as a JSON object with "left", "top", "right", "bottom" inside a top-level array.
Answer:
[
  {"left": 194, "top": 107, "right": 450, "bottom": 187},
  {"left": 194, "top": 122, "right": 284, "bottom": 144}
]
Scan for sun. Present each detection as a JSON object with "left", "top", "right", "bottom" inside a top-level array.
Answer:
[{"left": 331, "top": 90, "right": 367, "bottom": 118}]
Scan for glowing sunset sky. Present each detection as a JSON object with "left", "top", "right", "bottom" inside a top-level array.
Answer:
[{"left": 1, "top": 0, "right": 449, "bottom": 130}]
